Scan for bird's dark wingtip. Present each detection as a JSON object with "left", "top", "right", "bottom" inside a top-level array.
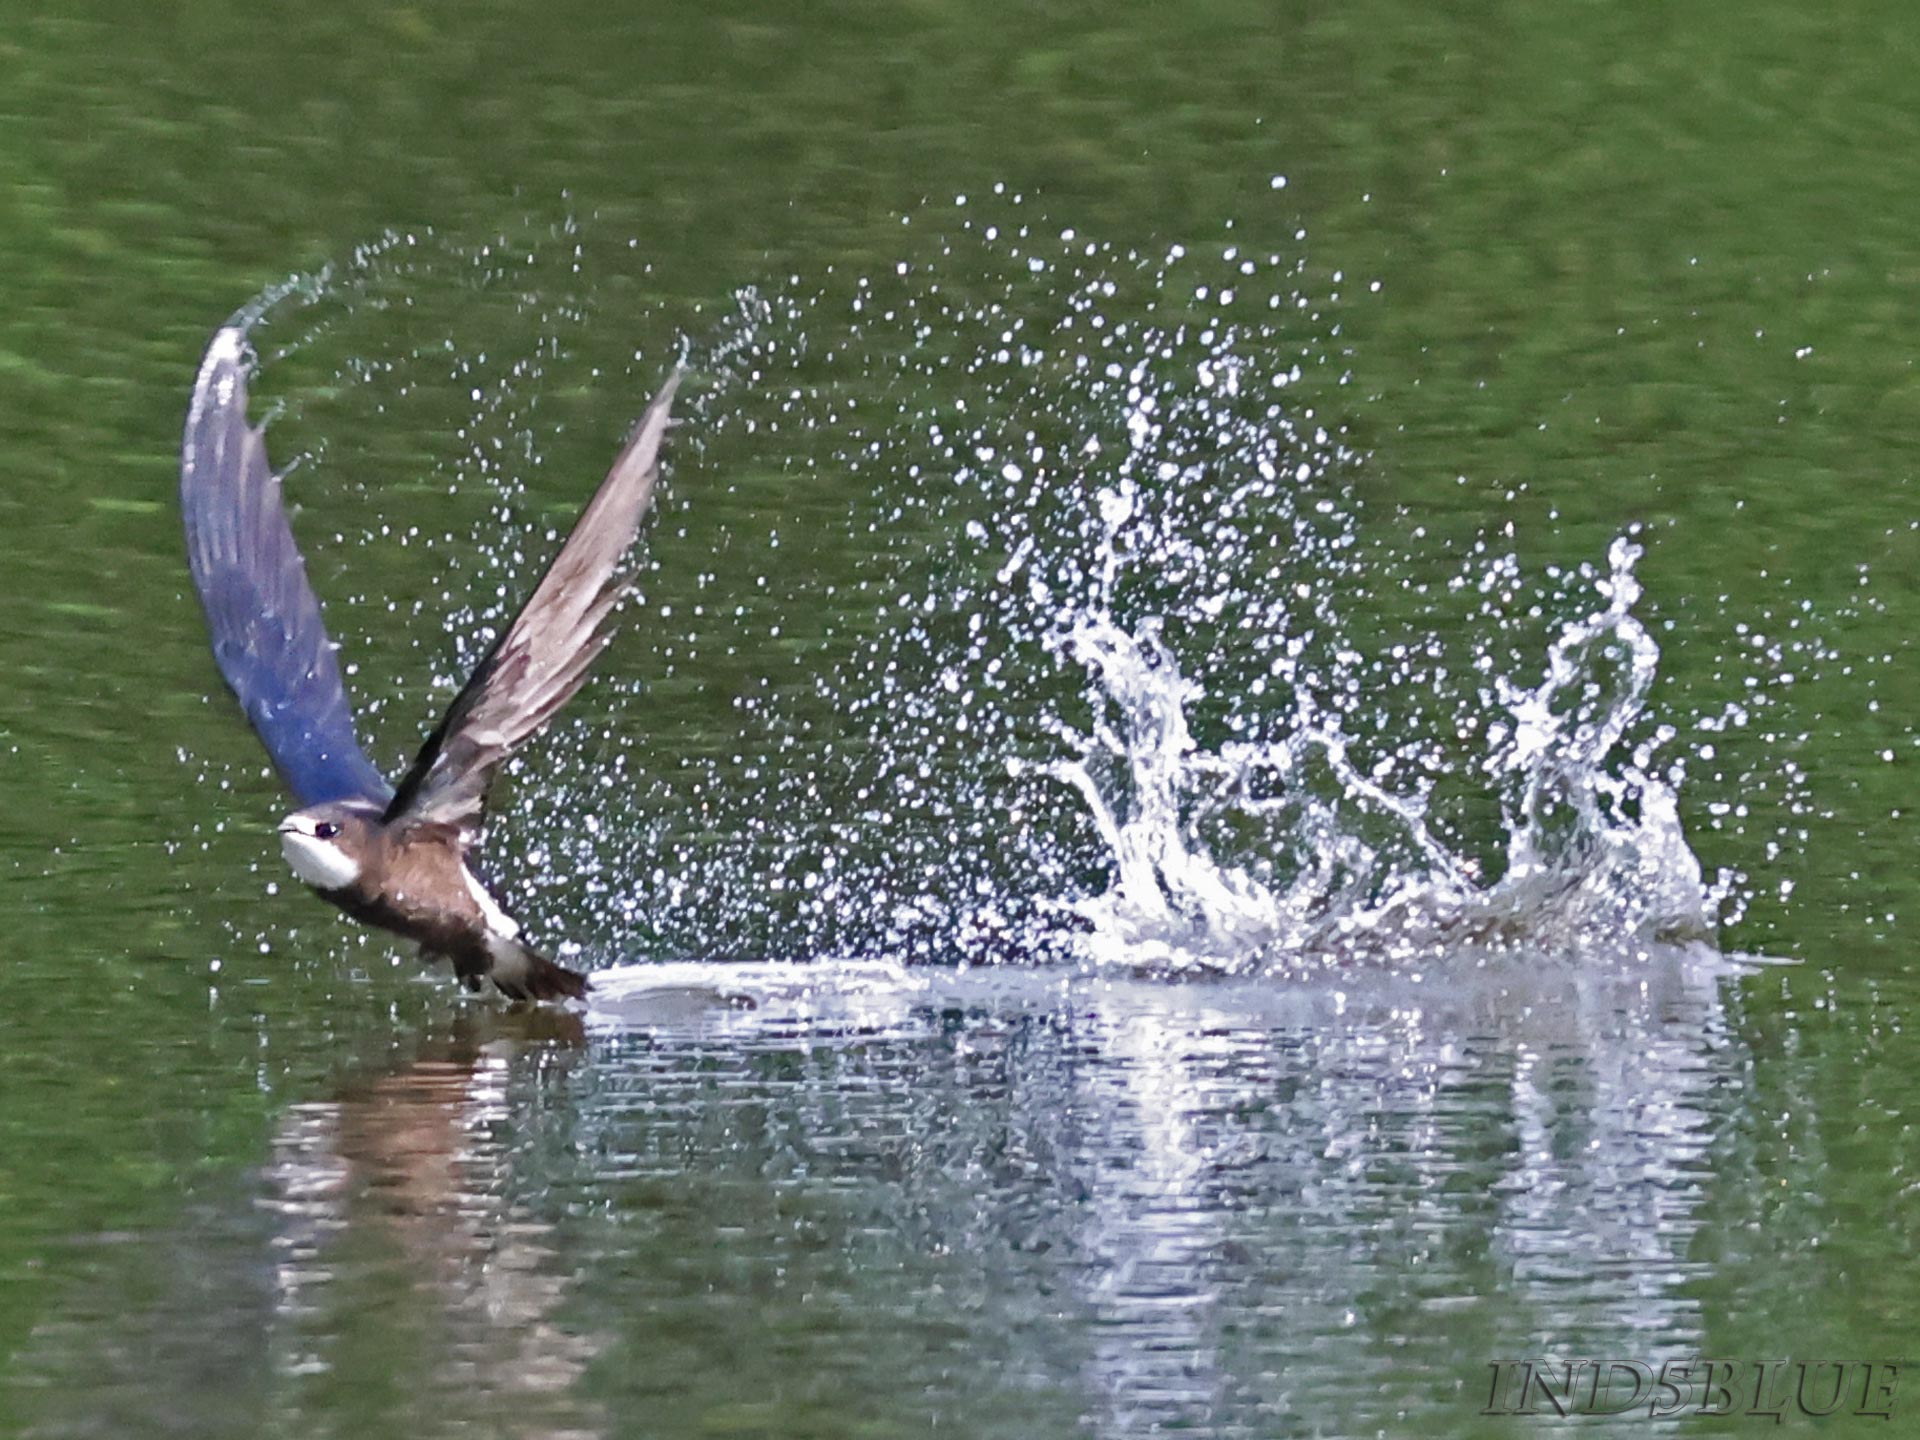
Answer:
[{"left": 641, "top": 368, "right": 684, "bottom": 427}]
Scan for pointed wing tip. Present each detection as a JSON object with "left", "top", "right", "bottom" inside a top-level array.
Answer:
[
  {"left": 184, "top": 326, "right": 256, "bottom": 460},
  {"left": 606, "top": 367, "right": 684, "bottom": 475},
  {"left": 207, "top": 325, "right": 250, "bottom": 366},
  {"left": 649, "top": 367, "right": 684, "bottom": 420},
  {"left": 194, "top": 326, "right": 254, "bottom": 398}
]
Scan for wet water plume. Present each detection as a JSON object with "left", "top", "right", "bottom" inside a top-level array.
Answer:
[
  {"left": 190, "top": 195, "right": 1762, "bottom": 985},
  {"left": 677, "top": 198, "right": 1727, "bottom": 973}
]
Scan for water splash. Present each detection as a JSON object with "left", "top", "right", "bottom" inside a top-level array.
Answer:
[
  {"left": 1043, "top": 529, "right": 1712, "bottom": 974},
  {"left": 670, "top": 190, "right": 1726, "bottom": 971},
  {"left": 203, "top": 195, "right": 1772, "bottom": 978}
]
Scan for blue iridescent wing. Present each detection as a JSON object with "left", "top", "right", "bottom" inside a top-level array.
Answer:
[{"left": 180, "top": 327, "right": 392, "bottom": 806}]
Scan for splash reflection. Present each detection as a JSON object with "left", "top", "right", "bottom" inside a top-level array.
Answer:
[{"left": 569, "top": 950, "right": 1743, "bottom": 1435}]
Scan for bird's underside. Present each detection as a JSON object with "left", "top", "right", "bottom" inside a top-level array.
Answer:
[
  {"left": 182, "top": 323, "right": 680, "bottom": 1003},
  {"left": 293, "top": 809, "right": 588, "bottom": 1001}
]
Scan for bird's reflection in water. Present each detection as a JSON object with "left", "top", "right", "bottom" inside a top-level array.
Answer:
[{"left": 265, "top": 1008, "right": 603, "bottom": 1439}]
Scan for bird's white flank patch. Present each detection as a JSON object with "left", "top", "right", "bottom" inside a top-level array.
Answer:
[
  {"left": 280, "top": 831, "right": 362, "bottom": 891},
  {"left": 464, "top": 867, "right": 520, "bottom": 938}
]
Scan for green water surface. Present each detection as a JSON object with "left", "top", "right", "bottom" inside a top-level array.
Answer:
[{"left": 0, "top": 3, "right": 1915, "bottom": 1436}]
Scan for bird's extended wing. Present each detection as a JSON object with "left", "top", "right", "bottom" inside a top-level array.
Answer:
[
  {"left": 383, "top": 371, "right": 681, "bottom": 839},
  {"left": 181, "top": 327, "right": 393, "bottom": 807}
]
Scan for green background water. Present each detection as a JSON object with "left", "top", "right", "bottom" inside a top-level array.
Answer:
[{"left": 0, "top": 3, "right": 1915, "bottom": 1435}]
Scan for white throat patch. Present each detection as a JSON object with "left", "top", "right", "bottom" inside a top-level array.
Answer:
[{"left": 280, "top": 831, "right": 363, "bottom": 891}]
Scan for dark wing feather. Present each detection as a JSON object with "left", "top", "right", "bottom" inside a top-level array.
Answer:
[
  {"left": 383, "top": 371, "right": 680, "bottom": 838},
  {"left": 180, "top": 327, "right": 392, "bottom": 807}
]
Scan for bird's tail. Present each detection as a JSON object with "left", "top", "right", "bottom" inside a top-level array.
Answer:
[{"left": 492, "top": 941, "right": 591, "bottom": 1003}]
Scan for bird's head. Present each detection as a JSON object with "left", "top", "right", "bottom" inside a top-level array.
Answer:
[{"left": 277, "top": 801, "right": 380, "bottom": 892}]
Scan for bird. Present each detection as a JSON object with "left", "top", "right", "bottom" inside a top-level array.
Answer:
[{"left": 181, "top": 324, "right": 679, "bottom": 1002}]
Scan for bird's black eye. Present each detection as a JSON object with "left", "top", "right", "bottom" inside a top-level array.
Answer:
[{"left": 314, "top": 822, "right": 340, "bottom": 840}]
